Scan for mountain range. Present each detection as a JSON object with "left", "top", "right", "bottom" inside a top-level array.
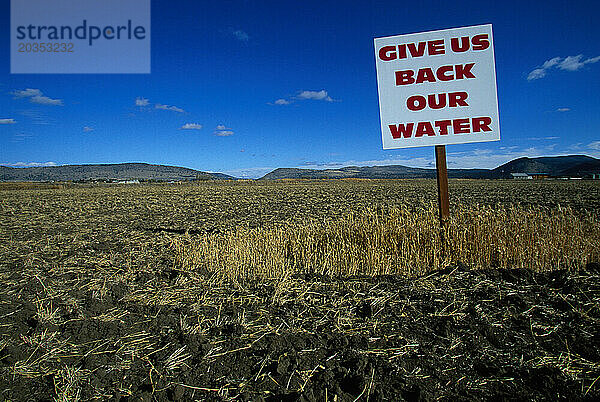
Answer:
[
  {"left": 0, "top": 163, "right": 233, "bottom": 182},
  {"left": 1, "top": 156, "right": 599, "bottom": 182},
  {"left": 259, "top": 155, "right": 600, "bottom": 180}
]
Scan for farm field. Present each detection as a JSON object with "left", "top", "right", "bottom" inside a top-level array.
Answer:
[{"left": 1, "top": 179, "right": 599, "bottom": 401}]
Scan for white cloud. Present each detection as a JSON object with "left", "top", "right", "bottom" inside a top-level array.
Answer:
[
  {"left": 136, "top": 97, "right": 149, "bottom": 107},
  {"left": 13, "top": 88, "right": 62, "bottom": 105},
  {"left": 556, "top": 107, "right": 570, "bottom": 112},
  {"left": 155, "top": 103, "right": 185, "bottom": 113},
  {"left": 566, "top": 142, "right": 600, "bottom": 159},
  {"left": 273, "top": 89, "right": 337, "bottom": 105},
  {"left": 214, "top": 124, "right": 234, "bottom": 136},
  {"left": 83, "top": 126, "right": 94, "bottom": 132},
  {"left": 30, "top": 95, "right": 63, "bottom": 105},
  {"left": 526, "top": 136, "right": 560, "bottom": 140},
  {"left": 567, "top": 143, "right": 585, "bottom": 152},
  {"left": 215, "top": 130, "right": 234, "bottom": 136},
  {"left": 297, "top": 90, "right": 334, "bottom": 102},
  {"left": 12, "top": 88, "right": 43, "bottom": 98},
  {"left": 527, "top": 68, "right": 546, "bottom": 80},
  {"left": 558, "top": 55, "right": 585, "bottom": 71},
  {"left": 1, "top": 161, "right": 57, "bottom": 167},
  {"left": 557, "top": 55, "right": 599, "bottom": 71},
  {"left": 528, "top": 55, "right": 600, "bottom": 80},
  {"left": 136, "top": 97, "right": 186, "bottom": 113},
  {"left": 0, "top": 118, "right": 16, "bottom": 124},
  {"left": 232, "top": 30, "right": 249, "bottom": 41},
  {"left": 541, "top": 57, "right": 561, "bottom": 69},
  {"left": 585, "top": 55, "right": 600, "bottom": 64},
  {"left": 180, "top": 123, "right": 203, "bottom": 130},
  {"left": 135, "top": 97, "right": 150, "bottom": 107}
]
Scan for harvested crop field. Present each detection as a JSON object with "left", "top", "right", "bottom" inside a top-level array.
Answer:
[{"left": 1, "top": 179, "right": 599, "bottom": 401}]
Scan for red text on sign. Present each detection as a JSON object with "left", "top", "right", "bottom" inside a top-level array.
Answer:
[
  {"left": 395, "top": 63, "right": 475, "bottom": 86},
  {"left": 378, "top": 39, "right": 445, "bottom": 61},
  {"left": 377, "top": 33, "right": 490, "bottom": 61},
  {"left": 450, "top": 34, "right": 490, "bottom": 53},
  {"left": 388, "top": 117, "right": 492, "bottom": 138},
  {"left": 406, "top": 92, "right": 469, "bottom": 111}
]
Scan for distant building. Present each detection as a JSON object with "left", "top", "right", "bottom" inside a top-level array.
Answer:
[
  {"left": 528, "top": 173, "right": 550, "bottom": 180},
  {"left": 510, "top": 173, "right": 550, "bottom": 180},
  {"left": 511, "top": 173, "right": 532, "bottom": 179}
]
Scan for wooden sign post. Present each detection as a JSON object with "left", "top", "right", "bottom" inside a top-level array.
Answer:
[{"left": 435, "top": 145, "right": 450, "bottom": 225}]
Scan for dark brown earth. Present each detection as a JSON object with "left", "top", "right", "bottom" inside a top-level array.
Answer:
[
  {"left": 1, "top": 263, "right": 599, "bottom": 401},
  {"left": 1, "top": 180, "right": 599, "bottom": 401}
]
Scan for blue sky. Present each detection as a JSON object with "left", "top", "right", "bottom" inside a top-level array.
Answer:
[{"left": 1, "top": 0, "right": 599, "bottom": 178}]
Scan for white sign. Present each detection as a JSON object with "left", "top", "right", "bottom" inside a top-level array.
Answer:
[{"left": 374, "top": 24, "right": 499, "bottom": 149}]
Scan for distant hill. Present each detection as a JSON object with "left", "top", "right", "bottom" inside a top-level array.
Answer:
[
  {"left": 0, "top": 163, "right": 235, "bottom": 182},
  {"left": 2, "top": 155, "right": 598, "bottom": 182},
  {"left": 260, "top": 155, "right": 600, "bottom": 180},
  {"left": 260, "top": 165, "right": 493, "bottom": 180},
  {"left": 492, "top": 155, "right": 600, "bottom": 178}
]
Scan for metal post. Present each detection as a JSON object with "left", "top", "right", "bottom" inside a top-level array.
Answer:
[{"left": 435, "top": 145, "right": 450, "bottom": 225}]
